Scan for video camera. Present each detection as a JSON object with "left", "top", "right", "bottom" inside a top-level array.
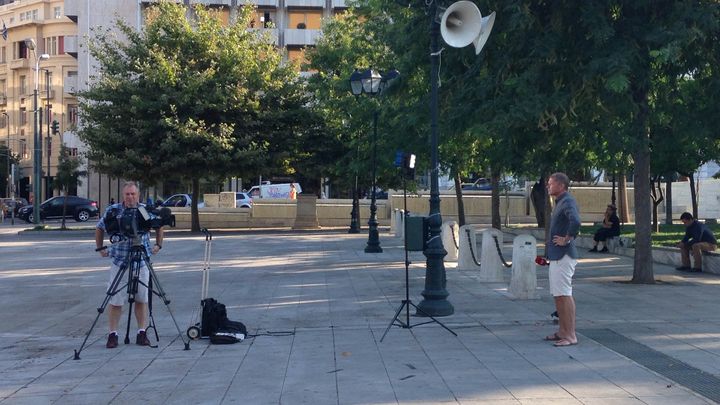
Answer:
[{"left": 104, "top": 205, "right": 175, "bottom": 239}]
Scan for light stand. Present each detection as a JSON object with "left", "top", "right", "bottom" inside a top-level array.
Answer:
[{"left": 380, "top": 152, "right": 456, "bottom": 341}]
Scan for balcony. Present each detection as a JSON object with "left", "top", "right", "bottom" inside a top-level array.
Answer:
[
  {"left": 64, "top": 76, "right": 78, "bottom": 95},
  {"left": 285, "top": 0, "right": 325, "bottom": 7},
  {"left": 0, "top": 95, "right": 6, "bottom": 105},
  {"left": 64, "top": 35, "right": 79, "bottom": 58},
  {"left": 249, "top": 28, "right": 279, "bottom": 46},
  {"left": 332, "top": 0, "right": 347, "bottom": 8},
  {"left": 255, "top": 0, "right": 280, "bottom": 6},
  {"left": 64, "top": 0, "right": 79, "bottom": 22},
  {"left": 192, "top": 0, "right": 233, "bottom": 4},
  {"left": 284, "top": 29, "right": 321, "bottom": 46},
  {"left": 9, "top": 58, "right": 31, "bottom": 70}
]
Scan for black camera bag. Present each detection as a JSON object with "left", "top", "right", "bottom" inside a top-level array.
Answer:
[{"left": 201, "top": 298, "right": 247, "bottom": 342}]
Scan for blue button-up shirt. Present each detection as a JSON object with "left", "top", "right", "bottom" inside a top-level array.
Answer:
[
  {"left": 547, "top": 192, "right": 581, "bottom": 260},
  {"left": 96, "top": 203, "right": 154, "bottom": 267}
]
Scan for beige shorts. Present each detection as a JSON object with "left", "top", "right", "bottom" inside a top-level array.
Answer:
[
  {"left": 106, "top": 261, "right": 149, "bottom": 306},
  {"left": 549, "top": 254, "right": 577, "bottom": 297}
]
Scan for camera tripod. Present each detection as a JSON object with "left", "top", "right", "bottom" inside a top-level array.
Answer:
[
  {"left": 380, "top": 171, "right": 456, "bottom": 342},
  {"left": 74, "top": 236, "right": 190, "bottom": 359}
]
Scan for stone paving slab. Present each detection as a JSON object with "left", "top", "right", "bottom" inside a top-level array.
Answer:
[{"left": 0, "top": 226, "right": 718, "bottom": 404}]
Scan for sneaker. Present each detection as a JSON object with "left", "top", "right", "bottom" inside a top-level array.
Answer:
[
  {"left": 690, "top": 268, "right": 702, "bottom": 273},
  {"left": 588, "top": 247, "right": 598, "bottom": 252},
  {"left": 106, "top": 333, "right": 118, "bottom": 349},
  {"left": 599, "top": 247, "right": 609, "bottom": 253},
  {"left": 136, "top": 330, "right": 151, "bottom": 346},
  {"left": 676, "top": 266, "right": 691, "bottom": 271}
]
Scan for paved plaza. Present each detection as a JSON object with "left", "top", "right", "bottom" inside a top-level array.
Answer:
[{"left": 0, "top": 223, "right": 719, "bottom": 404}]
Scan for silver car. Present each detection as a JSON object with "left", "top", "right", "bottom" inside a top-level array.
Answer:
[{"left": 235, "top": 192, "right": 253, "bottom": 208}]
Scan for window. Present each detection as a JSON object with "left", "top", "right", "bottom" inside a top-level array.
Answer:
[
  {"left": 288, "top": 10, "right": 323, "bottom": 30},
  {"left": 68, "top": 104, "right": 78, "bottom": 126},
  {"left": 19, "top": 75, "right": 26, "bottom": 95},
  {"left": 0, "top": 79, "right": 5, "bottom": 96},
  {"left": 253, "top": 10, "right": 276, "bottom": 28},
  {"left": 68, "top": 147, "right": 78, "bottom": 157},
  {"left": 44, "top": 37, "right": 58, "bottom": 56},
  {"left": 16, "top": 41, "right": 29, "bottom": 59},
  {"left": 19, "top": 139, "right": 27, "bottom": 159},
  {"left": 19, "top": 107, "right": 26, "bottom": 125},
  {"left": 32, "top": 10, "right": 38, "bottom": 20},
  {"left": 54, "top": 6, "right": 62, "bottom": 19},
  {"left": 0, "top": 47, "right": 5, "bottom": 63}
]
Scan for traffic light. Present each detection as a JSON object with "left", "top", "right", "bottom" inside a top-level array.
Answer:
[{"left": 51, "top": 120, "right": 59, "bottom": 135}]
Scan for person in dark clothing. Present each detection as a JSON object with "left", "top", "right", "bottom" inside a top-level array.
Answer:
[
  {"left": 676, "top": 212, "right": 717, "bottom": 273},
  {"left": 589, "top": 204, "right": 620, "bottom": 253}
]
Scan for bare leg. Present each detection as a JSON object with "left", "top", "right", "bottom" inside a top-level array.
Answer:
[
  {"left": 108, "top": 304, "right": 122, "bottom": 332},
  {"left": 134, "top": 302, "right": 147, "bottom": 330},
  {"left": 554, "top": 295, "right": 577, "bottom": 343}
]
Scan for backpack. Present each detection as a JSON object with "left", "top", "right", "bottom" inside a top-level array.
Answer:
[{"left": 201, "top": 298, "right": 247, "bottom": 343}]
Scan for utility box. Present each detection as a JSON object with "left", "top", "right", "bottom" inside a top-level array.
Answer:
[{"left": 405, "top": 215, "right": 428, "bottom": 251}]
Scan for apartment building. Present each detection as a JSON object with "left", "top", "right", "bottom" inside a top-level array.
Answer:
[
  {"left": 0, "top": 0, "right": 79, "bottom": 203},
  {"left": 62, "top": 0, "right": 346, "bottom": 206}
]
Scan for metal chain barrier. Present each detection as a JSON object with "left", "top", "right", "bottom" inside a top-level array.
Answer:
[
  {"left": 450, "top": 224, "right": 459, "bottom": 250},
  {"left": 492, "top": 235, "right": 512, "bottom": 268},
  {"left": 465, "top": 228, "right": 482, "bottom": 267}
]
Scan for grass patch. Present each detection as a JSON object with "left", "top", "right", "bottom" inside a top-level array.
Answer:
[{"left": 579, "top": 223, "right": 720, "bottom": 247}]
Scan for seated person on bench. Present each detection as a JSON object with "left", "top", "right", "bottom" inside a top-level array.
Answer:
[
  {"left": 589, "top": 204, "right": 620, "bottom": 253},
  {"left": 676, "top": 212, "right": 717, "bottom": 273}
]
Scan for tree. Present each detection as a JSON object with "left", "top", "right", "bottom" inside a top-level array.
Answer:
[
  {"left": 55, "top": 145, "right": 87, "bottom": 230},
  {"left": 78, "top": 3, "right": 308, "bottom": 231}
]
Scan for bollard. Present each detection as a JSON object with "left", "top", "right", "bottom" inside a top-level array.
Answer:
[
  {"left": 457, "top": 225, "right": 484, "bottom": 271},
  {"left": 441, "top": 220, "right": 459, "bottom": 261},
  {"left": 509, "top": 234, "right": 539, "bottom": 299},
  {"left": 479, "top": 228, "right": 505, "bottom": 282},
  {"left": 395, "top": 209, "right": 405, "bottom": 238},
  {"left": 390, "top": 208, "right": 398, "bottom": 235}
]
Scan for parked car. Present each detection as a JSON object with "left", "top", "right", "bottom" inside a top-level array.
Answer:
[
  {"left": 161, "top": 194, "right": 205, "bottom": 208},
  {"left": 461, "top": 178, "right": 492, "bottom": 191},
  {"left": 235, "top": 192, "right": 253, "bottom": 208},
  {"left": 1, "top": 197, "right": 28, "bottom": 217},
  {"left": 18, "top": 196, "right": 99, "bottom": 223}
]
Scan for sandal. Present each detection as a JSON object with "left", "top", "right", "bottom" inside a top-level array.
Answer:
[
  {"left": 543, "top": 333, "right": 562, "bottom": 341},
  {"left": 553, "top": 339, "right": 578, "bottom": 347}
]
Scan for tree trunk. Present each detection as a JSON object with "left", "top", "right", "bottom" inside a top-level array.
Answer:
[
  {"left": 453, "top": 172, "right": 466, "bottom": 226},
  {"left": 191, "top": 177, "right": 201, "bottom": 232},
  {"left": 689, "top": 173, "right": 698, "bottom": 219},
  {"left": 618, "top": 174, "right": 630, "bottom": 224},
  {"left": 530, "top": 176, "right": 545, "bottom": 228},
  {"left": 664, "top": 177, "right": 673, "bottom": 225},
  {"left": 491, "top": 169, "right": 501, "bottom": 230},
  {"left": 631, "top": 88, "right": 654, "bottom": 284}
]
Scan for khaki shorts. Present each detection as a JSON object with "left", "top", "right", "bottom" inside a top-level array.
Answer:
[
  {"left": 549, "top": 254, "right": 577, "bottom": 297},
  {"left": 106, "top": 261, "right": 149, "bottom": 306}
]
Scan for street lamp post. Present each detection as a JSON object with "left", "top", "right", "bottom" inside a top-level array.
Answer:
[
  {"left": 44, "top": 69, "right": 52, "bottom": 200},
  {"left": 2, "top": 112, "right": 8, "bottom": 198},
  {"left": 24, "top": 38, "right": 49, "bottom": 225},
  {"left": 349, "top": 68, "right": 400, "bottom": 253}
]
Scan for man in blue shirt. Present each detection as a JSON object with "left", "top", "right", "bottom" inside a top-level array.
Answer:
[
  {"left": 676, "top": 212, "right": 717, "bottom": 273},
  {"left": 544, "top": 172, "right": 581, "bottom": 347},
  {"left": 95, "top": 182, "right": 164, "bottom": 349}
]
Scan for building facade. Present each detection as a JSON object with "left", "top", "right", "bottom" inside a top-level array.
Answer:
[
  {"left": 62, "top": 0, "right": 345, "bottom": 206},
  {"left": 0, "top": 0, "right": 78, "bottom": 203}
]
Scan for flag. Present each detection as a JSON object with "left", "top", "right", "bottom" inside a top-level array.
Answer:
[{"left": 1, "top": 20, "right": 7, "bottom": 41}]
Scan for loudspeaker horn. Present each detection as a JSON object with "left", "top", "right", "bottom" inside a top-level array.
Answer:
[
  {"left": 473, "top": 11, "right": 496, "bottom": 54},
  {"left": 440, "top": 1, "right": 483, "bottom": 48}
]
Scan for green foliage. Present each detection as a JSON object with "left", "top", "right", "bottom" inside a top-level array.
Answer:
[{"left": 55, "top": 145, "right": 86, "bottom": 193}]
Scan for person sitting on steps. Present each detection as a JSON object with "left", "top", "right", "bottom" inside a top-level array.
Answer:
[
  {"left": 589, "top": 204, "right": 620, "bottom": 253},
  {"left": 676, "top": 212, "right": 717, "bottom": 273}
]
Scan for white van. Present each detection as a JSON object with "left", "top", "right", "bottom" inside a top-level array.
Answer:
[{"left": 247, "top": 182, "right": 302, "bottom": 199}]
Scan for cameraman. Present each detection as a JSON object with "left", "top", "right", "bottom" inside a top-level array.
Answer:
[{"left": 95, "top": 181, "right": 164, "bottom": 348}]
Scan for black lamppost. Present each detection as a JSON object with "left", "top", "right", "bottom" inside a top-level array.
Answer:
[{"left": 349, "top": 68, "right": 399, "bottom": 253}]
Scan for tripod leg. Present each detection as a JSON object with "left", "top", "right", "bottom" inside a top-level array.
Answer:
[
  {"left": 409, "top": 302, "right": 457, "bottom": 337},
  {"left": 74, "top": 261, "right": 130, "bottom": 360},
  {"left": 380, "top": 301, "right": 409, "bottom": 342},
  {"left": 142, "top": 250, "right": 191, "bottom": 350},
  {"left": 146, "top": 275, "right": 159, "bottom": 343},
  {"left": 124, "top": 252, "right": 141, "bottom": 345}
]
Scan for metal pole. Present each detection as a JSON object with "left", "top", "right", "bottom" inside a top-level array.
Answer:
[
  {"left": 364, "top": 110, "right": 382, "bottom": 253},
  {"left": 3, "top": 112, "right": 8, "bottom": 198},
  {"left": 32, "top": 60, "right": 41, "bottom": 225},
  {"left": 45, "top": 69, "right": 51, "bottom": 199},
  {"left": 417, "top": 4, "right": 453, "bottom": 316}
]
